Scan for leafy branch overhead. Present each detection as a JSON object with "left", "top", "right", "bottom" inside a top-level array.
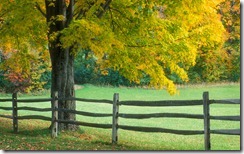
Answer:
[{"left": 0, "top": 0, "right": 228, "bottom": 95}]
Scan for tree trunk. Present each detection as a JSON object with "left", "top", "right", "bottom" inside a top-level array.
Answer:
[
  {"left": 45, "top": 0, "right": 78, "bottom": 131},
  {"left": 50, "top": 46, "right": 77, "bottom": 131}
]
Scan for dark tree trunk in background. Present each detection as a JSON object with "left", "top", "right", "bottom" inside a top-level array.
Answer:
[{"left": 45, "top": 0, "right": 78, "bottom": 131}]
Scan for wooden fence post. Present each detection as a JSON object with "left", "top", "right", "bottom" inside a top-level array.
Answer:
[
  {"left": 203, "top": 91, "right": 210, "bottom": 150},
  {"left": 51, "top": 91, "right": 58, "bottom": 138},
  {"left": 112, "top": 93, "right": 119, "bottom": 144},
  {"left": 12, "top": 92, "right": 18, "bottom": 133}
]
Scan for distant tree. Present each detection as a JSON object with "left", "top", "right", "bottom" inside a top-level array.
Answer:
[
  {"left": 189, "top": 0, "right": 240, "bottom": 83},
  {"left": 218, "top": 0, "right": 240, "bottom": 81},
  {"left": 0, "top": 40, "right": 50, "bottom": 93}
]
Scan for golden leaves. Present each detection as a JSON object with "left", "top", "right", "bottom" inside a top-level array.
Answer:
[
  {"left": 0, "top": 40, "right": 50, "bottom": 93},
  {"left": 0, "top": 0, "right": 228, "bottom": 95},
  {"left": 48, "top": 2, "right": 55, "bottom": 7}
]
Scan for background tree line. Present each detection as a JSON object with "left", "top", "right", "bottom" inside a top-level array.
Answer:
[{"left": 0, "top": 0, "right": 240, "bottom": 93}]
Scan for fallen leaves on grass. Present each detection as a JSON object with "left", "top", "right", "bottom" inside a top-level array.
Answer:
[{"left": 79, "top": 134, "right": 93, "bottom": 141}]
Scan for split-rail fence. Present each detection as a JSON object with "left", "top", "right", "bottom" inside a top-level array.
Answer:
[{"left": 0, "top": 91, "right": 240, "bottom": 150}]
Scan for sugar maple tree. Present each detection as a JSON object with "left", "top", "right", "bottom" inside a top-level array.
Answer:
[{"left": 0, "top": 0, "right": 226, "bottom": 130}]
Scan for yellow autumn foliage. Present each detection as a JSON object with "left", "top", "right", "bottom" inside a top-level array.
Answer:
[{"left": 0, "top": 0, "right": 226, "bottom": 95}]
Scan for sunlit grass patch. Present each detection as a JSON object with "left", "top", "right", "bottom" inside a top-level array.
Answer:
[{"left": 0, "top": 83, "right": 240, "bottom": 150}]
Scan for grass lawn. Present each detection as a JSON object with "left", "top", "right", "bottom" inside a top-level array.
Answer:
[{"left": 0, "top": 83, "right": 241, "bottom": 150}]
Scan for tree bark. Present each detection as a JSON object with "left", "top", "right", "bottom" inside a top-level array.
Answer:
[
  {"left": 44, "top": 0, "right": 110, "bottom": 131},
  {"left": 45, "top": 0, "right": 78, "bottom": 131}
]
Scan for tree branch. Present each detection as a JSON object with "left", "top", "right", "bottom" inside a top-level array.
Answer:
[
  {"left": 66, "top": 0, "right": 74, "bottom": 26},
  {"left": 96, "top": 0, "right": 112, "bottom": 18},
  {"left": 75, "top": 1, "right": 95, "bottom": 19},
  {"left": 75, "top": 8, "right": 85, "bottom": 20},
  {"left": 35, "top": 2, "right": 46, "bottom": 18},
  {"left": 108, "top": 7, "right": 115, "bottom": 31},
  {"left": 126, "top": 44, "right": 162, "bottom": 48},
  {"left": 109, "top": 7, "right": 133, "bottom": 22}
]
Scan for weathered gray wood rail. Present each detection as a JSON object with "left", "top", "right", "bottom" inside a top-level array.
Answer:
[
  {"left": 119, "top": 125, "right": 204, "bottom": 135},
  {"left": 56, "top": 108, "right": 112, "bottom": 117},
  {"left": 57, "top": 119, "right": 112, "bottom": 129},
  {"left": 118, "top": 112, "right": 204, "bottom": 119},
  {"left": 119, "top": 100, "right": 203, "bottom": 106},
  {"left": 0, "top": 91, "right": 240, "bottom": 150}
]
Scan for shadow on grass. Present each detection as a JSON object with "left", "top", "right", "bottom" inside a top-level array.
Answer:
[
  {"left": 18, "top": 128, "right": 51, "bottom": 137},
  {"left": 19, "top": 125, "right": 86, "bottom": 137},
  {"left": 91, "top": 140, "right": 136, "bottom": 150}
]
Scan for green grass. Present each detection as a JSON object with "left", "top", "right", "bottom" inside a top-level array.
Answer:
[{"left": 0, "top": 83, "right": 240, "bottom": 150}]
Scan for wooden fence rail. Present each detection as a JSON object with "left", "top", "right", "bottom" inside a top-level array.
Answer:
[
  {"left": 119, "top": 100, "right": 203, "bottom": 106},
  {"left": 118, "top": 112, "right": 204, "bottom": 119},
  {"left": 0, "top": 91, "right": 240, "bottom": 150},
  {"left": 118, "top": 125, "right": 204, "bottom": 135},
  {"left": 110, "top": 91, "right": 240, "bottom": 151}
]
